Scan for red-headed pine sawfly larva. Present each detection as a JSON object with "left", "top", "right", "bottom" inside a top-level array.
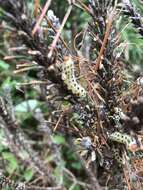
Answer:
[{"left": 62, "top": 56, "right": 87, "bottom": 98}]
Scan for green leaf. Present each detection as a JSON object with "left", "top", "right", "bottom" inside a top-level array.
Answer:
[
  {"left": 15, "top": 99, "right": 38, "bottom": 112},
  {"left": 52, "top": 135, "right": 65, "bottom": 145},
  {"left": 24, "top": 168, "right": 34, "bottom": 182},
  {"left": 54, "top": 166, "right": 63, "bottom": 183},
  {"left": 2, "top": 188, "right": 12, "bottom": 190},
  {"left": 0, "top": 129, "right": 7, "bottom": 151},
  {"left": 72, "top": 185, "right": 81, "bottom": 190},
  {"left": 0, "top": 60, "right": 9, "bottom": 70},
  {"left": 71, "top": 162, "right": 82, "bottom": 170},
  {"left": 1, "top": 78, "right": 17, "bottom": 90},
  {"left": 2, "top": 152, "right": 18, "bottom": 174}
]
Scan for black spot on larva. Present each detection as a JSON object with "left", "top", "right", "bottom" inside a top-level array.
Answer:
[
  {"left": 65, "top": 71, "right": 69, "bottom": 75},
  {"left": 66, "top": 65, "right": 70, "bottom": 69},
  {"left": 71, "top": 79, "right": 75, "bottom": 83}
]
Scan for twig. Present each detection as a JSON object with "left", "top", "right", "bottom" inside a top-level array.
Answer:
[
  {"left": 14, "top": 66, "right": 42, "bottom": 74},
  {"left": 94, "top": 10, "right": 115, "bottom": 71},
  {"left": 64, "top": 167, "right": 91, "bottom": 189},
  {"left": 39, "top": 7, "right": 71, "bottom": 53},
  {"left": 53, "top": 112, "right": 64, "bottom": 132},
  {"left": 26, "top": 186, "right": 63, "bottom": 190},
  {"left": 34, "top": 0, "right": 39, "bottom": 18},
  {"left": 48, "top": 5, "right": 73, "bottom": 59},
  {"left": 32, "top": 0, "right": 52, "bottom": 35},
  {"left": 123, "top": 168, "right": 132, "bottom": 190}
]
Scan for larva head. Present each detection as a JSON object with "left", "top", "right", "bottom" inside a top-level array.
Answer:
[{"left": 63, "top": 56, "right": 74, "bottom": 70}]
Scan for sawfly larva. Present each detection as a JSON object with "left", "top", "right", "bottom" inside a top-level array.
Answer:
[
  {"left": 62, "top": 56, "right": 87, "bottom": 98},
  {"left": 109, "top": 132, "right": 136, "bottom": 150},
  {"left": 112, "top": 147, "right": 125, "bottom": 165}
]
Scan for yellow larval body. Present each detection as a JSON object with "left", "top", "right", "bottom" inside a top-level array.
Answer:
[{"left": 62, "top": 56, "right": 87, "bottom": 98}]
